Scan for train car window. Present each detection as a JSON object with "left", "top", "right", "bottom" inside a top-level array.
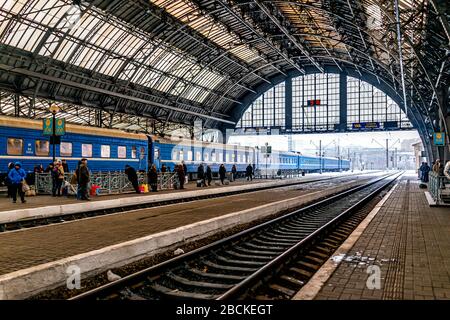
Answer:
[
  {"left": 118, "top": 146, "right": 127, "bottom": 159},
  {"left": 131, "top": 146, "right": 137, "bottom": 159},
  {"left": 82, "top": 144, "right": 92, "bottom": 158},
  {"left": 187, "top": 150, "right": 193, "bottom": 161},
  {"left": 35, "top": 140, "right": 50, "bottom": 156},
  {"left": 196, "top": 151, "right": 201, "bottom": 161},
  {"left": 179, "top": 150, "right": 184, "bottom": 161},
  {"left": 60, "top": 142, "right": 72, "bottom": 157},
  {"left": 140, "top": 147, "right": 145, "bottom": 160},
  {"left": 7, "top": 138, "right": 23, "bottom": 155},
  {"left": 101, "top": 145, "right": 110, "bottom": 158},
  {"left": 154, "top": 148, "right": 160, "bottom": 160}
]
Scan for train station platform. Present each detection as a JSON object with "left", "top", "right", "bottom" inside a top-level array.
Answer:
[
  {"left": 0, "top": 172, "right": 367, "bottom": 225},
  {"left": 0, "top": 172, "right": 380, "bottom": 299},
  {"left": 294, "top": 173, "right": 450, "bottom": 300}
]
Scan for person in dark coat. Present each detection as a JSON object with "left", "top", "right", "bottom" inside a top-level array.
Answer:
[
  {"left": 61, "top": 159, "right": 69, "bottom": 173},
  {"left": 246, "top": 164, "right": 253, "bottom": 181},
  {"left": 125, "top": 165, "right": 140, "bottom": 194},
  {"left": 52, "top": 160, "right": 65, "bottom": 197},
  {"left": 231, "top": 164, "right": 237, "bottom": 182},
  {"left": 421, "top": 162, "right": 431, "bottom": 183},
  {"left": 197, "top": 164, "right": 206, "bottom": 187},
  {"left": 177, "top": 163, "right": 185, "bottom": 189},
  {"left": 76, "top": 158, "right": 90, "bottom": 200},
  {"left": 5, "top": 162, "right": 14, "bottom": 198},
  {"left": 182, "top": 161, "right": 188, "bottom": 182},
  {"left": 161, "top": 164, "right": 167, "bottom": 173},
  {"left": 8, "top": 162, "right": 26, "bottom": 203},
  {"left": 148, "top": 165, "right": 158, "bottom": 192},
  {"left": 219, "top": 164, "right": 226, "bottom": 185},
  {"left": 206, "top": 165, "right": 212, "bottom": 186},
  {"left": 44, "top": 162, "right": 54, "bottom": 173}
]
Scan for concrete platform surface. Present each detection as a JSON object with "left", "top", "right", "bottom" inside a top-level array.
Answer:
[
  {"left": 309, "top": 175, "right": 450, "bottom": 300},
  {"left": 0, "top": 175, "right": 374, "bottom": 299},
  {"left": 0, "top": 172, "right": 372, "bottom": 225}
]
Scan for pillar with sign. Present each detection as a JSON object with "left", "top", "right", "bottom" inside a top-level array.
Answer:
[{"left": 43, "top": 105, "right": 65, "bottom": 163}]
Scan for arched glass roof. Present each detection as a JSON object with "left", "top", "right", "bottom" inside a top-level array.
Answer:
[
  {"left": 236, "top": 74, "right": 412, "bottom": 132},
  {"left": 0, "top": 0, "right": 447, "bottom": 150}
]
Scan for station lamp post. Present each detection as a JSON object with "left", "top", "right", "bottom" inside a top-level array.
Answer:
[{"left": 49, "top": 104, "right": 60, "bottom": 163}]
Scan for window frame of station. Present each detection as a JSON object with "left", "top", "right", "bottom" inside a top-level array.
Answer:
[
  {"left": 237, "top": 82, "right": 286, "bottom": 129},
  {"left": 346, "top": 76, "right": 409, "bottom": 128},
  {"left": 237, "top": 73, "right": 409, "bottom": 132},
  {"left": 292, "top": 73, "right": 340, "bottom": 132}
]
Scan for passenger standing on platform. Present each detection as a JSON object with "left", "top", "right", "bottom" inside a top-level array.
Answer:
[
  {"left": 52, "top": 160, "right": 65, "bottom": 197},
  {"left": 148, "top": 165, "right": 158, "bottom": 192},
  {"left": 125, "top": 165, "right": 140, "bottom": 194},
  {"left": 444, "top": 160, "right": 450, "bottom": 180},
  {"left": 161, "top": 164, "right": 167, "bottom": 173},
  {"left": 432, "top": 159, "right": 441, "bottom": 174},
  {"left": 231, "top": 164, "right": 237, "bottom": 182},
  {"left": 219, "top": 164, "right": 226, "bottom": 185},
  {"left": 421, "top": 162, "right": 431, "bottom": 183},
  {"left": 61, "top": 159, "right": 69, "bottom": 173},
  {"left": 197, "top": 164, "right": 206, "bottom": 187},
  {"left": 45, "top": 162, "right": 54, "bottom": 173},
  {"left": 5, "top": 162, "right": 14, "bottom": 198},
  {"left": 182, "top": 161, "right": 188, "bottom": 183},
  {"left": 246, "top": 164, "right": 253, "bottom": 181},
  {"left": 418, "top": 162, "right": 425, "bottom": 180},
  {"left": 8, "top": 162, "right": 26, "bottom": 203},
  {"left": 206, "top": 165, "right": 212, "bottom": 186},
  {"left": 177, "top": 163, "right": 185, "bottom": 189},
  {"left": 77, "top": 158, "right": 90, "bottom": 200}
]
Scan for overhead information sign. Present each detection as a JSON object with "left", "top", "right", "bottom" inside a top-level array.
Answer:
[
  {"left": 307, "top": 99, "right": 321, "bottom": 106},
  {"left": 434, "top": 132, "right": 445, "bottom": 146},
  {"left": 352, "top": 122, "right": 380, "bottom": 130}
]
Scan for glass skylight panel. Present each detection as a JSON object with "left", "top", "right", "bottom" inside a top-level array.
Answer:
[
  {"left": 4, "top": 23, "right": 45, "bottom": 51},
  {"left": 27, "top": 0, "right": 68, "bottom": 27},
  {"left": 97, "top": 57, "right": 125, "bottom": 77},
  {"left": 0, "top": 0, "right": 26, "bottom": 15},
  {"left": 149, "top": 0, "right": 260, "bottom": 63},
  {"left": 366, "top": 4, "right": 382, "bottom": 31},
  {"left": 155, "top": 75, "right": 177, "bottom": 92}
]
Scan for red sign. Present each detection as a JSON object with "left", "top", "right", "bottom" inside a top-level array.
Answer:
[{"left": 307, "top": 99, "right": 321, "bottom": 106}]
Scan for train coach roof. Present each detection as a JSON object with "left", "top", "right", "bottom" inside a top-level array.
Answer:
[
  {"left": 0, "top": 116, "right": 148, "bottom": 140},
  {"left": 151, "top": 135, "right": 255, "bottom": 152}
]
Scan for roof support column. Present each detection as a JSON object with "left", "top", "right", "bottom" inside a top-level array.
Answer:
[
  {"left": 339, "top": 73, "right": 347, "bottom": 131},
  {"left": 285, "top": 77, "right": 293, "bottom": 131}
]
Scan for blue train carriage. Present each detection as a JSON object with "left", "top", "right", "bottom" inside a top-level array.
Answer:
[
  {"left": 0, "top": 116, "right": 148, "bottom": 176},
  {"left": 151, "top": 135, "right": 255, "bottom": 177},
  {"left": 257, "top": 150, "right": 299, "bottom": 172}
]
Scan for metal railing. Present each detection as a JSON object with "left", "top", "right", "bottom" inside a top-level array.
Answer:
[
  {"left": 429, "top": 172, "right": 450, "bottom": 204},
  {"left": 35, "top": 172, "right": 178, "bottom": 195}
]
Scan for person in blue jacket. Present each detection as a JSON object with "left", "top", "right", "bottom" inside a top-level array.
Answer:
[{"left": 8, "top": 162, "right": 27, "bottom": 203}]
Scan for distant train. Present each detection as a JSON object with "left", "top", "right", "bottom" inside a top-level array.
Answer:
[{"left": 0, "top": 116, "right": 349, "bottom": 179}]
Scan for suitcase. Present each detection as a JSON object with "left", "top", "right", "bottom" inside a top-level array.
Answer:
[{"left": 197, "top": 180, "right": 202, "bottom": 187}]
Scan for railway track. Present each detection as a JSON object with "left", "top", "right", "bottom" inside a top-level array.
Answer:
[
  {"left": 0, "top": 173, "right": 374, "bottom": 233},
  {"left": 70, "top": 172, "right": 401, "bottom": 301}
]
